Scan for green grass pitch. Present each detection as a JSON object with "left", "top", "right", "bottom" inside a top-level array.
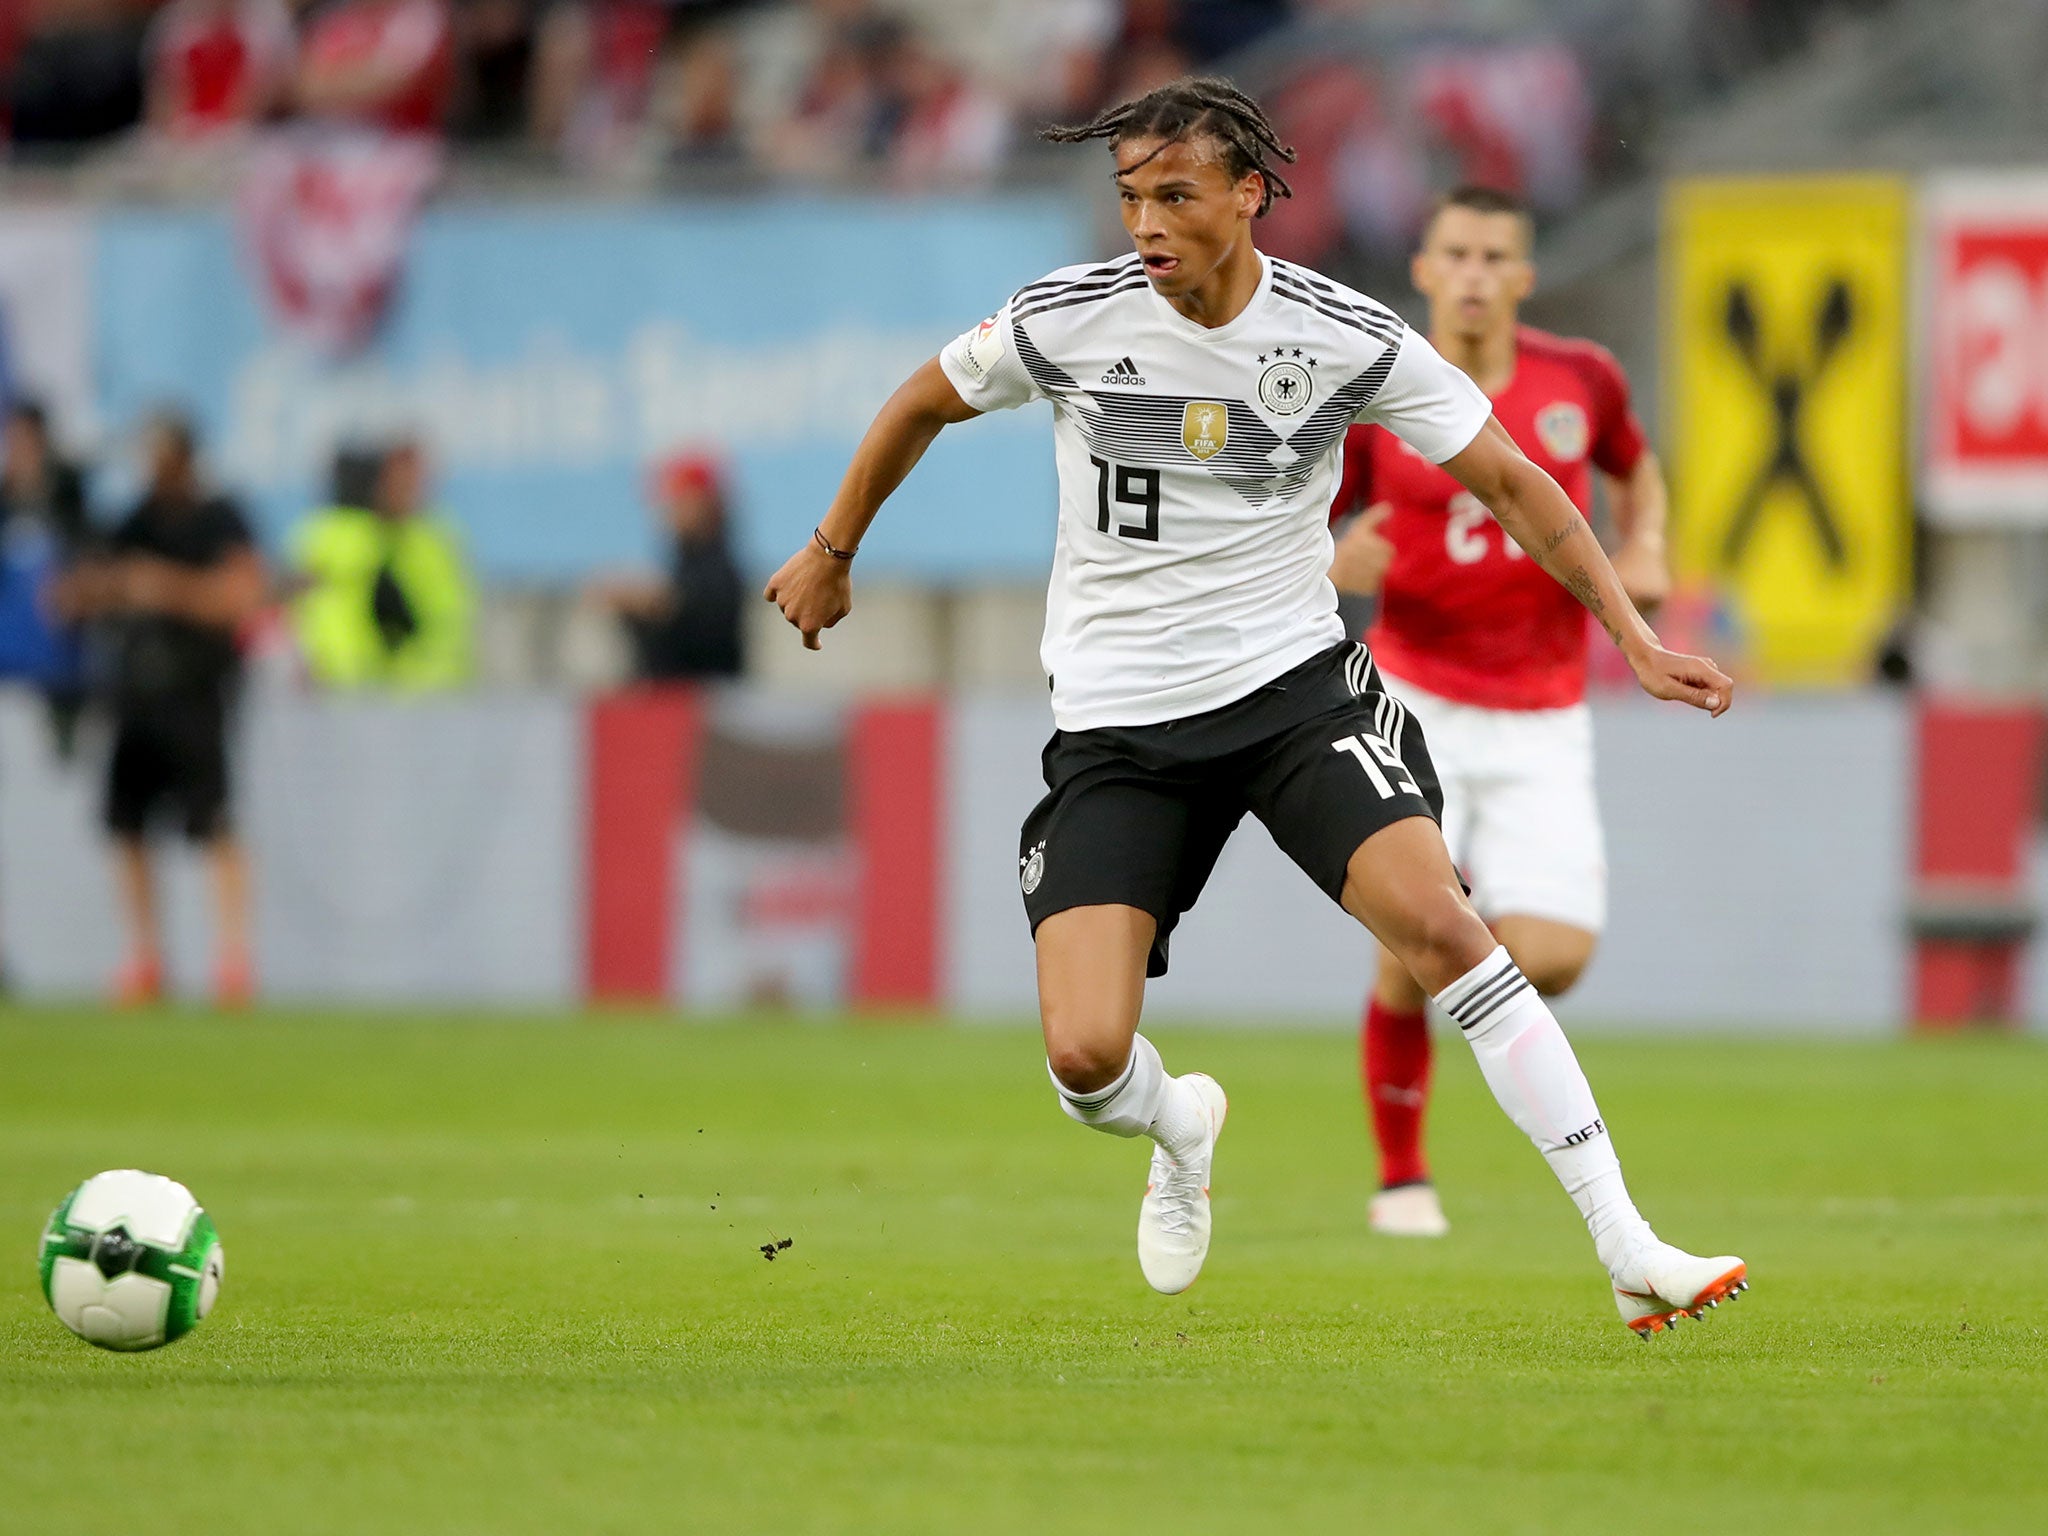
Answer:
[{"left": 2, "top": 1010, "right": 2043, "bottom": 1534}]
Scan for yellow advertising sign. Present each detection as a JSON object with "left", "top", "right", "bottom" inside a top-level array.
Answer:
[{"left": 1665, "top": 177, "right": 1910, "bottom": 686}]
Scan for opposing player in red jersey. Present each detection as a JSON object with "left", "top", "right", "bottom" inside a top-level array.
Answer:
[{"left": 1327, "top": 185, "right": 1672, "bottom": 1238}]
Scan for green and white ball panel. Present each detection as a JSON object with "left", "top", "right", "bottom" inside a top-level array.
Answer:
[{"left": 39, "top": 1170, "right": 224, "bottom": 1352}]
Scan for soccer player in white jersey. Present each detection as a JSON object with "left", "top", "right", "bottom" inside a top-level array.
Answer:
[{"left": 766, "top": 78, "right": 1748, "bottom": 1335}]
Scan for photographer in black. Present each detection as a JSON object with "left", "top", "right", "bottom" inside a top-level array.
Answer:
[{"left": 59, "top": 411, "right": 267, "bottom": 1006}]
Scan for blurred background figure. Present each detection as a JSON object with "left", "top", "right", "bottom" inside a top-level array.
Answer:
[
  {"left": 143, "top": 0, "right": 296, "bottom": 144},
  {"left": 447, "top": 0, "right": 537, "bottom": 143},
  {"left": 0, "top": 0, "right": 150, "bottom": 148},
  {"left": 762, "top": 1, "right": 895, "bottom": 183},
  {"left": 293, "top": 0, "right": 456, "bottom": 136},
  {"left": 291, "top": 435, "right": 475, "bottom": 691},
  {"left": 528, "top": 0, "right": 668, "bottom": 169},
  {"left": 57, "top": 410, "right": 266, "bottom": 1007},
  {"left": 588, "top": 451, "right": 744, "bottom": 684},
  {"left": 0, "top": 400, "right": 92, "bottom": 748},
  {"left": 876, "top": 19, "right": 1010, "bottom": 190},
  {"left": 995, "top": 0, "right": 1118, "bottom": 121},
  {"left": 647, "top": 20, "right": 746, "bottom": 171}
]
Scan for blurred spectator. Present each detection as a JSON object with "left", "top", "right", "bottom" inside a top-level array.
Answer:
[
  {"left": 1245, "top": 38, "right": 1596, "bottom": 266},
  {"left": 0, "top": 400, "right": 91, "bottom": 734},
  {"left": 1085, "top": 0, "right": 1202, "bottom": 111},
  {"left": 0, "top": 399, "right": 89, "bottom": 560},
  {"left": 144, "top": 0, "right": 295, "bottom": 141},
  {"left": 528, "top": 0, "right": 666, "bottom": 166},
  {"left": 1158, "top": 0, "right": 1293, "bottom": 63},
  {"left": 649, "top": 21, "right": 744, "bottom": 169},
  {"left": 763, "top": 2, "right": 891, "bottom": 181},
  {"left": 1413, "top": 44, "right": 1592, "bottom": 215},
  {"left": 449, "top": 0, "right": 536, "bottom": 140},
  {"left": 878, "top": 23, "right": 1009, "bottom": 190},
  {"left": 0, "top": 1, "right": 18, "bottom": 119},
  {"left": 588, "top": 450, "right": 744, "bottom": 682},
  {"left": 1095, "top": 34, "right": 1193, "bottom": 111},
  {"left": 1256, "top": 57, "right": 1385, "bottom": 263},
  {"left": 765, "top": 5, "right": 1008, "bottom": 189},
  {"left": 296, "top": 0, "right": 456, "bottom": 134},
  {"left": 4, "top": 0, "right": 149, "bottom": 145},
  {"left": 290, "top": 436, "right": 476, "bottom": 690},
  {"left": 56, "top": 410, "right": 266, "bottom": 1007},
  {"left": 990, "top": 0, "right": 1116, "bottom": 120}
]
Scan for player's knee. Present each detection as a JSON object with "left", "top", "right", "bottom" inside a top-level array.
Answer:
[
  {"left": 1518, "top": 950, "right": 1590, "bottom": 997},
  {"left": 1394, "top": 900, "right": 1496, "bottom": 997},
  {"left": 1496, "top": 921, "right": 1598, "bottom": 996},
  {"left": 1043, "top": 1030, "right": 1130, "bottom": 1095}
]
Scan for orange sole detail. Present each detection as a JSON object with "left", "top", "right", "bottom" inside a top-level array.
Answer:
[{"left": 1622, "top": 1263, "right": 1750, "bottom": 1337}]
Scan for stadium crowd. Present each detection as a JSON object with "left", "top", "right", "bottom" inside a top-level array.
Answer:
[
  {"left": 0, "top": 0, "right": 1292, "bottom": 170},
  {"left": 2, "top": 0, "right": 1871, "bottom": 211}
]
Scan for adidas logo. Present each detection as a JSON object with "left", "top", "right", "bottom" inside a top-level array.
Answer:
[{"left": 1100, "top": 356, "right": 1146, "bottom": 386}]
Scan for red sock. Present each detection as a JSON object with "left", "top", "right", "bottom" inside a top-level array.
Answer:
[{"left": 1361, "top": 998, "right": 1432, "bottom": 1188}]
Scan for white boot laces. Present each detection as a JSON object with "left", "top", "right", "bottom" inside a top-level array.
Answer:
[{"left": 1149, "top": 1145, "right": 1205, "bottom": 1238}]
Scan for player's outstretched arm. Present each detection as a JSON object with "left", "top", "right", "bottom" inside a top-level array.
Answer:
[
  {"left": 1442, "top": 417, "right": 1732, "bottom": 717},
  {"left": 764, "top": 357, "right": 980, "bottom": 650},
  {"left": 1603, "top": 449, "right": 1671, "bottom": 619}
]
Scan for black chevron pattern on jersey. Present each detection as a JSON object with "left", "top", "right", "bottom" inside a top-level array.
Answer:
[
  {"left": 1271, "top": 259, "right": 1403, "bottom": 318},
  {"left": 1012, "top": 318, "right": 1403, "bottom": 509},
  {"left": 1082, "top": 394, "right": 1290, "bottom": 477},
  {"left": 1014, "top": 275, "right": 1152, "bottom": 324},
  {"left": 1013, "top": 321, "right": 1084, "bottom": 397},
  {"left": 1263, "top": 340, "right": 1402, "bottom": 491},
  {"left": 1017, "top": 319, "right": 1288, "bottom": 502},
  {"left": 1207, "top": 357, "right": 1394, "bottom": 504},
  {"left": 1013, "top": 254, "right": 1141, "bottom": 304},
  {"left": 1269, "top": 261, "right": 1406, "bottom": 345},
  {"left": 1012, "top": 255, "right": 1150, "bottom": 323},
  {"left": 1269, "top": 259, "right": 1400, "bottom": 325}
]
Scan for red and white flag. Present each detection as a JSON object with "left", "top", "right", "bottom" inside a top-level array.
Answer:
[{"left": 239, "top": 127, "right": 441, "bottom": 354}]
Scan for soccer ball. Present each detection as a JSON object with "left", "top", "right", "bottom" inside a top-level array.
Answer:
[{"left": 39, "top": 1170, "right": 224, "bottom": 1351}]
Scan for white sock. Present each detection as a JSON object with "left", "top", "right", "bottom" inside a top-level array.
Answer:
[
  {"left": 1049, "top": 1034, "right": 1208, "bottom": 1160},
  {"left": 1434, "top": 946, "right": 1652, "bottom": 1273}
]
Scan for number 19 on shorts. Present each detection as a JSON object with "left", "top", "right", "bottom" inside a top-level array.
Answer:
[{"left": 1332, "top": 731, "right": 1420, "bottom": 800}]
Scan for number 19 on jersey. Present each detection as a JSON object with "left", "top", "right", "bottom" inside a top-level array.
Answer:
[{"left": 1092, "top": 456, "right": 1161, "bottom": 542}]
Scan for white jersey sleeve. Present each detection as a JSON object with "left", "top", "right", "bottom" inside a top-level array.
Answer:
[
  {"left": 1357, "top": 326, "right": 1493, "bottom": 463},
  {"left": 939, "top": 296, "right": 1044, "bottom": 414}
]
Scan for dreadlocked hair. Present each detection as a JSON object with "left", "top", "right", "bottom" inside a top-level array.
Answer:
[{"left": 1040, "top": 76, "right": 1297, "bottom": 217}]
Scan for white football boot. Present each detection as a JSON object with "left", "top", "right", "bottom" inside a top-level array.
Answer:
[
  {"left": 1610, "top": 1238, "right": 1748, "bottom": 1336},
  {"left": 1368, "top": 1182, "right": 1450, "bottom": 1238},
  {"left": 1137, "top": 1073, "right": 1228, "bottom": 1294}
]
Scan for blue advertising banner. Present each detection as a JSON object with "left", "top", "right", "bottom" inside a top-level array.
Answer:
[{"left": 93, "top": 197, "right": 1092, "bottom": 581}]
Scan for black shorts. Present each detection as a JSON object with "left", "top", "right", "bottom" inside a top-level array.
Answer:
[
  {"left": 104, "top": 696, "right": 235, "bottom": 841},
  {"left": 1019, "top": 641, "right": 1443, "bottom": 977}
]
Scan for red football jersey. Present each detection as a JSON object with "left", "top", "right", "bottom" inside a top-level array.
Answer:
[{"left": 1332, "top": 326, "right": 1647, "bottom": 709}]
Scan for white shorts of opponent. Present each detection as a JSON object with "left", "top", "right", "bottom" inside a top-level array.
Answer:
[{"left": 1378, "top": 667, "right": 1607, "bottom": 934}]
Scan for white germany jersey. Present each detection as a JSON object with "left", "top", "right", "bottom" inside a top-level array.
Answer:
[{"left": 939, "top": 250, "right": 1492, "bottom": 731}]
